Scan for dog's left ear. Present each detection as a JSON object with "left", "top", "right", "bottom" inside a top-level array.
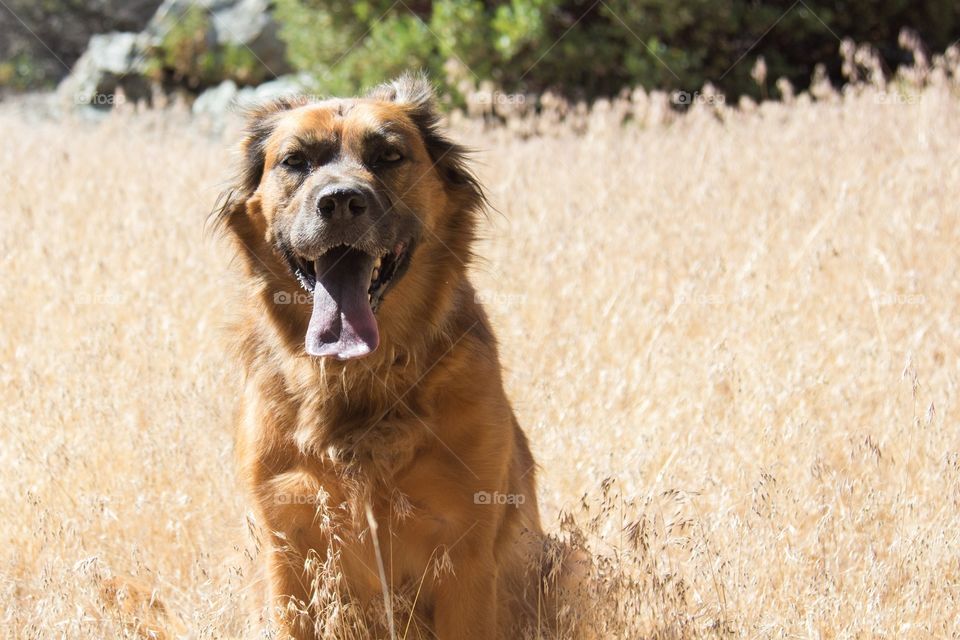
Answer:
[{"left": 369, "top": 72, "right": 484, "bottom": 205}]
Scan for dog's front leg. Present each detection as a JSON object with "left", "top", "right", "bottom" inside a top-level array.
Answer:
[
  {"left": 255, "top": 470, "right": 335, "bottom": 640},
  {"left": 266, "top": 539, "right": 317, "bottom": 640},
  {"left": 433, "top": 557, "right": 498, "bottom": 639}
]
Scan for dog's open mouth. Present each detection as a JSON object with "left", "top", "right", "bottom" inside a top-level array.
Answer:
[{"left": 286, "top": 242, "right": 410, "bottom": 360}]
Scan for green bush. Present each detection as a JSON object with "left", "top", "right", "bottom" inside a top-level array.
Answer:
[
  {"left": 145, "top": 5, "right": 267, "bottom": 90},
  {"left": 274, "top": 0, "right": 960, "bottom": 102},
  {"left": 2, "top": 0, "right": 956, "bottom": 98}
]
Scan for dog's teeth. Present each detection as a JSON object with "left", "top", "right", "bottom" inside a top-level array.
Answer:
[
  {"left": 372, "top": 268, "right": 379, "bottom": 280},
  {"left": 373, "top": 257, "right": 382, "bottom": 269}
]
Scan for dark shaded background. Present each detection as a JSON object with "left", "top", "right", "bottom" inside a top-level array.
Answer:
[{"left": 1, "top": 0, "right": 957, "bottom": 100}]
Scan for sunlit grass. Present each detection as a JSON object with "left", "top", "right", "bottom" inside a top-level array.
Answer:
[{"left": 1, "top": 59, "right": 959, "bottom": 637}]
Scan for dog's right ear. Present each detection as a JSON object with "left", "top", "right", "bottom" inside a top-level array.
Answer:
[{"left": 211, "top": 97, "right": 306, "bottom": 233}]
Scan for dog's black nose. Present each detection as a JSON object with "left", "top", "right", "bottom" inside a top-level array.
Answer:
[{"left": 317, "top": 187, "right": 368, "bottom": 219}]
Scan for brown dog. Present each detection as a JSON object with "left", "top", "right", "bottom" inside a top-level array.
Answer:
[{"left": 216, "top": 74, "right": 570, "bottom": 639}]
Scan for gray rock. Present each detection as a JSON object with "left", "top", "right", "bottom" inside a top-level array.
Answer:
[
  {"left": 212, "top": 0, "right": 272, "bottom": 47},
  {"left": 58, "top": 0, "right": 291, "bottom": 112},
  {"left": 192, "top": 79, "right": 239, "bottom": 116},
  {"left": 145, "top": 0, "right": 290, "bottom": 78},
  {"left": 57, "top": 32, "right": 153, "bottom": 110},
  {"left": 233, "top": 73, "right": 314, "bottom": 108},
  {"left": 192, "top": 74, "right": 315, "bottom": 122}
]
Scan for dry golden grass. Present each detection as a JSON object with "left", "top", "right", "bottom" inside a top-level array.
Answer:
[{"left": 2, "top": 70, "right": 960, "bottom": 638}]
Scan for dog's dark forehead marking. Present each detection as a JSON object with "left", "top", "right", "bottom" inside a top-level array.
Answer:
[
  {"left": 284, "top": 99, "right": 393, "bottom": 130},
  {"left": 279, "top": 100, "right": 414, "bottom": 141},
  {"left": 279, "top": 132, "right": 339, "bottom": 153}
]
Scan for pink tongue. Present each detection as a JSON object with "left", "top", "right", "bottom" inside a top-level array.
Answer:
[{"left": 305, "top": 247, "right": 379, "bottom": 360}]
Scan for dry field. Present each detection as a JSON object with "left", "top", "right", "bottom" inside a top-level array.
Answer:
[{"left": 2, "top": 73, "right": 960, "bottom": 638}]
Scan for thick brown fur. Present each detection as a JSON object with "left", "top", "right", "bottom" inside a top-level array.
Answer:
[{"left": 216, "top": 73, "right": 571, "bottom": 639}]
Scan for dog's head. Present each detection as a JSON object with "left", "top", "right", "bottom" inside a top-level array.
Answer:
[{"left": 216, "top": 73, "right": 484, "bottom": 360}]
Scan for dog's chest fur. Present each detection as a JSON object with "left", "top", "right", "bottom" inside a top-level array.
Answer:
[
  {"left": 288, "top": 361, "right": 434, "bottom": 478},
  {"left": 244, "top": 367, "right": 466, "bottom": 609}
]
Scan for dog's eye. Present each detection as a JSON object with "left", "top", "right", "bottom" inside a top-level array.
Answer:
[
  {"left": 282, "top": 153, "right": 306, "bottom": 169},
  {"left": 378, "top": 149, "right": 403, "bottom": 164}
]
